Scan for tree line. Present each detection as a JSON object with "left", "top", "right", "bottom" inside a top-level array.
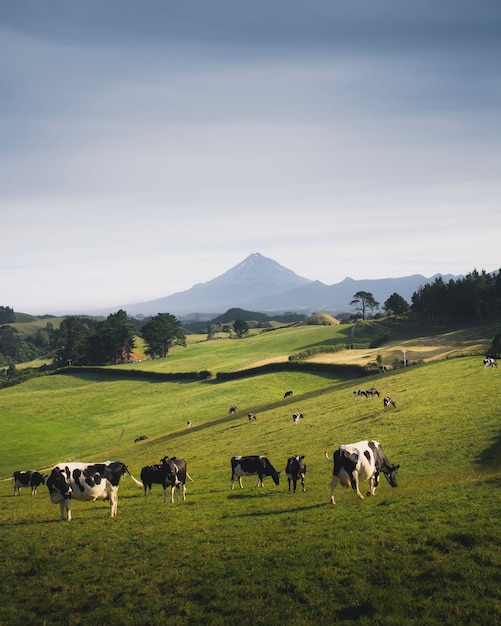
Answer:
[{"left": 1, "top": 268, "right": 500, "bottom": 370}]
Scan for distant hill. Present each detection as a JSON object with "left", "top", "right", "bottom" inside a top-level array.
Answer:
[{"left": 90, "top": 252, "right": 458, "bottom": 318}]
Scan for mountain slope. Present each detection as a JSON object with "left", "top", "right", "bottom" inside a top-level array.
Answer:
[{"left": 100, "top": 252, "right": 457, "bottom": 317}]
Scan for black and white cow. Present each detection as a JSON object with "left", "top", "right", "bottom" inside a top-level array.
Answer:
[
  {"left": 285, "top": 455, "right": 306, "bottom": 492},
  {"left": 46, "top": 461, "right": 136, "bottom": 521},
  {"left": 284, "top": 390, "right": 293, "bottom": 398},
  {"left": 292, "top": 412, "right": 303, "bottom": 424},
  {"left": 353, "top": 389, "right": 367, "bottom": 398},
  {"left": 230, "top": 455, "right": 280, "bottom": 489},
  {"left": 229, "top": 405, "right": 237, "bottom": 414},
  {"left": 325, "top": 440, "right": 399, "bottom": 504},
  {"left": 140, "top": 456, "right": 191, "bottom": 503},
  {"left": 366, "top": 387, "right": 380, "bottom": 397},
  {"left": 12, "top": 470, "right": 47, "bottom": 495},
  {"left": 483, "top": 357, "right": 497, "bottom": 370},
  {"left": 248, "top": 412, "right": 257, "bottom": 421},
  {"left": 383, "top": 396, "right": 396, "bottom": 410}
]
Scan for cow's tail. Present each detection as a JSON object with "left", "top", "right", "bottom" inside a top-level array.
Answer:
[
  {"left": 324, "top": 451, "right": 334, "bottom": 463},
  {"left": 128, "top": 473, "right": 144, "bottom": 488},
  {"left": 186, "top": 472, "right": 194, "bottom": 482}
]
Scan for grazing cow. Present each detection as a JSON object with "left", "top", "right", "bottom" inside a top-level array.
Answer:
[
  {"left": 483, "top": 357, "right": 498, "bottom": 370},
  {"left": 134, "top": 435, "right": 148, "bottom": 443},
  {"left": 379, "top": 365, "right": 387, "bottom": 374},
  {"left": 46, "top": 461, "right": 135, "bottom": 521},
  {"left": 231, "top": 455, "right": 280, "bottom": 489},
  {"left": 284, "top": 390, "right": 293, "bottom": 398},
  {"left": 383, "top": 396, "right": 396, "bottom": 410},
  {"left": 353, "top": 389, "right": 367, "bottom": 398},
  {"left": 292, "top": 412, "right": 303, "bottom": 424},
  {"left": 140, "top": 456, "right": 191, "bottom": 503},
  {"left": 248, "top": 412, "right": 257, "bottom": 421},
  {"left": 285, "top": 455, "right": 306, "bottom": 492},
  {"left": 229, "top": 405, "right": 237, "bottom": 414},
  {"left": 325, "top": 440, "right": 399, "bottom": 504},
  {"left": 187, "top": 420, "right": 192, "bottom": 428},
  {"left": 12, "top": 470, "right": 47, "bottom": 496},
  {"left": 366, "top": 387, "right": 380, "bottom": 397}
]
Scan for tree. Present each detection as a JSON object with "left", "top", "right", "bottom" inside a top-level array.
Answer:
[
  {"left": 384, "top": 293, "right": 410, "bottom": 316},
  {"left": 233, "top": 318, "right": 249, "bottom": 339},
  {"left": 350, "top": 291, "right": 379, "bottom": 320},
  {"left": 141, "top": 313, "right": 186, "bottom": 358},
  {"left": 0, "top": 306, "right": 15, "bottom": 324},
  {"left": 54, "top": 316, "right": 90, "bottom": 366},
  {"left": 98, "top": 310, "right": 136, "bottom": 364}
]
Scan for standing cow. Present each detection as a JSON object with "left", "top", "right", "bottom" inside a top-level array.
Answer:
[
  {"left": 325, "top": 440, "right": 399, "bottom": 504},
  {"left": 285, "top": 455, "right": 306, "bottom": 492},
  {"left": 12, "top": 470, "right": 47, "bottom": 495},
  {"left": 46, "top": 461, "right": 137, "bottom": 521},
  {"left": 230, "top": 455, "right": 280, "bottom": 489},
  {"left": 140, "top": 456, "right": 192, "bottom": 503}
]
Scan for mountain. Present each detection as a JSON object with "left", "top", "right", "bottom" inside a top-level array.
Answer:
[
  {"left": 121, "top": 252, "right": 313, "bottom": 317},
  {"left": 116, "top": 252, "right": 456, "bottom": 318}
]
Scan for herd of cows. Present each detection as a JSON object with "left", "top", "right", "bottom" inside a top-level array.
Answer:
[{"left": 9, "top": 358, "right": 497, "bottom": 520}]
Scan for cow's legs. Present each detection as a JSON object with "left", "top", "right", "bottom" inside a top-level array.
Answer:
[
  {"left": 60, "top": 499, "right": 72, "bottom": 521},
  {"left": 109, "top": 489, "right": 118, "bottom": 516},
  {"left": 330, "top": 474, "right": 339, "bottom": 504},
  {"left": 352, "top": 473, "right": 364, "bottom": 499}
]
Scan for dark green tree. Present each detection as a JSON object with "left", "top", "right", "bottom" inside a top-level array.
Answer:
[
  {"left": 350, "top": 291, "right": 379, "bottom": 320},
  {"left": 98, "top": 310, "right": 136, "bottom": 364},
  {"left": 141, "top": 313, "right": 186, "bottom": 358},
  {"left": 0, "top": 326, "right": 21, "bottom": 359},
  {"left": 233, "top": 318, "right": 249, "bottom": 338},
  {"left": 384, "top": 293, "right": 410, "bottom": 316},
  {"left": 54, "top": 316, "right": 90, "bottom": 366},
  {"left": 0, "top": 306, "right": 15, "bottom": 324}
]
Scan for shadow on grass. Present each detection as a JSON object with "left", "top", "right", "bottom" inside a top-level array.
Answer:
[
  {"left": 476, "top": 431, "right": 501, "bottom": 469},
  {"left": 228, "top": 502, "right": 329, "bottom": 517}
]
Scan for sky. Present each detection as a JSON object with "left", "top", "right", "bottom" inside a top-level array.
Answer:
[{"left": 1, "top": 1, "right": 500, "bottom": 315}]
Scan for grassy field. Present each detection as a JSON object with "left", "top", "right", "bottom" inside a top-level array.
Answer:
[{"left": 1, "top": 322, "right": 500, "bottom": 625}]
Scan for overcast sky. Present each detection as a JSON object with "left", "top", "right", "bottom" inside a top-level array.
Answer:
[{"left": 1, "top": 1, "right": 500, "bottom": 314}]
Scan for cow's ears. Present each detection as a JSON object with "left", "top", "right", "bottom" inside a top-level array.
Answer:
[{"left": 393, "top": 465, "right": 400, "bottom": 470}]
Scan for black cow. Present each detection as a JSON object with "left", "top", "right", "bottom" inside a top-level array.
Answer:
[
  {"left": 229, "top": 406, "right": 237, "bottom": 414},
  {"left": 325, "top": 440, "right": 399, "bottom": 504},
  {"left": 134, "top": 435, "right": 148, "bottom": 443},
  {"left": 12, "top": 470, "right": 47, "bottom": 495},
  {"left": 140, "top": 456, "right": 191, "bottom": 503},
  {"left": 366, "top": 387, "right": 380, "bottom": 397},
  {"left": 383, "top": 396, "right": 396, "bottom": 410},
  {"left": 285, "top": 455, "right": 306, "bottom": 492},
  {"left": 284, "top": 390, "right": 293, "bottom": 398},
  {"left": 231, "top": 455, "right": 280, "bottom": 489}
]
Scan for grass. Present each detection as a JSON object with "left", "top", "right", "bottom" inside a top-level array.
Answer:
[{"left": 0, "top": 321, "right": 501, "bottom": 624}]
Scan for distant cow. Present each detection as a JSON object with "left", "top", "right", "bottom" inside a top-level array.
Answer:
[
  {"left": 292, "top": 412, "right": 303, "bottom": 424},
  {"left": 229, "top": 406, "right": 237, "bottom": 414},
  {"left": 325, "top": 440, "right": 399, "bottom": 504},
  {"left": 231, "top": 455, "right": 280, "bottom": 489},
  {"left": 140, "top": 456, "right": 192, "bottom": 503},
  {"left": 12, "top": 470, "right": 47, "bottom": 496},
  {"left": 383, "top": 396, "right": 396, "bottom": 410},
  {"left": 483, "top": 357, "right": 497, "bottom": 370},
  {"left": 248, "top": 412, "right": 257, "bottom": 421},
  {"left": 284, "top": 390, "right": 293, "bottom": 398},
  {"left": 46, "top": 461, "right": 135, "bottom": 521},
  {"left": 134, "top": 435, "right": 148, "bottom": 443},
  {"left": 353, "top": 389, "right": 367, "bottom": 398},
  {"left": 366, "top": 387, "right": 380, "bottom": 397},
  {"left": 285, "top": 455, "right": 306, "bottom": 492}
]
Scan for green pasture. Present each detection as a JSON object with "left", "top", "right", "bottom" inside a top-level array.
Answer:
[{"left": 0, "top": 324, "right": 500, "bottom": 625}]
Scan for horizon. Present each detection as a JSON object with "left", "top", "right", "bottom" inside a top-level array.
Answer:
[{"left": 2, "top": 2, "right": 500, "bottom": 313}]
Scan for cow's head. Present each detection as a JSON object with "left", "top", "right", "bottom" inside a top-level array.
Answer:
[
  {"left": 160, "top": 456, "right": 180, "bottom": 484},
  {"left": 383, "top": 464, "right": 400, "bottom": 488},
  {"left": 47, "top": 467, "right": 72, "bottom": 498}
]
